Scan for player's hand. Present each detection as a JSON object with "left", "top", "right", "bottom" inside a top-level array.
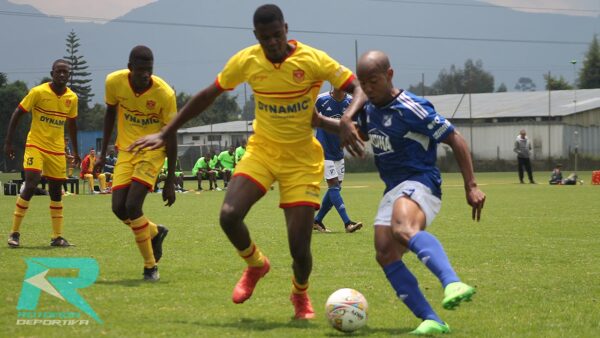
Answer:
[
  {"left": 162, "top": 178, "right": 176, "bottom": 207},
  {"left": 127, "top": 132, "right": 165, "bottom": 152},
  {"left": 93, "top": 157, "right": 104, "bottom": 174},
  {"left": 340, "top": 116, "right": 365, "bottom": 158},
  {"left": 4, "top": 142, "right": 15, "bottom": 160},
  {"left": 466, "top": 186, "right": 486, "bottom": 221}
]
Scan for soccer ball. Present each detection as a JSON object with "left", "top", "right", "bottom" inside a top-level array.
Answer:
[{"left": 325, "top": 288, "right": 368, "bottom": 332}]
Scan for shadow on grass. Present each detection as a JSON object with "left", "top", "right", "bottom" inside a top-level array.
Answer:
[
  {"left": 4, "top": 245, "right": 67, "bottom": 251},
  {"left": 173, "top": 317, "right": 317, "bottom": 332},
  {"left": 323, "top": 326, "right": 412, "bottom": 336},
  {"left": 95, "top": 279, "right": 168, "bottom": 287}
]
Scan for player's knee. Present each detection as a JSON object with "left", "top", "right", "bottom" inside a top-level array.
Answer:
[
  {"left": 111, "top": 203, "right": 127, "bottom": 220},
  {"left": 290, "top": 245, "right": 312, "bottom": 264},
  {"left": 124, "top": 200, "right": 143, "bottom": 219},
  {"left": 390, "top": 222, "right": 417, "bottom": 245},
  {"left": 219, "top": 203, "right": 243, "bottom": 229}
]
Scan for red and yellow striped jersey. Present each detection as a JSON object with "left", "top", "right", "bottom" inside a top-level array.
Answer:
[
  {"left": 216, "top": 40, "right": 355, "bottom": 144},
  {"left": 18, "top": 82, "right": 78, "bottom": 154}
]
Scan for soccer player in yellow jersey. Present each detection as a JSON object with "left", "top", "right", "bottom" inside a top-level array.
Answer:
[
  {"left": 94, "top": 46, "right": 177, "bottom": 282},
  {"left": 4, "top": 59, "right": 80, "bottom": 247},
  {"left": 129, "top": 5, "right": 367, "bottom": 318}
]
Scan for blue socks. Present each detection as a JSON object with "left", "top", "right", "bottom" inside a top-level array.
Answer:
[
  {"left": 315, "top": 186, "right": 351, "bottom": 224},
  {"left": 408, "top": 231, "right": 460, "bottom": 288},
  {"left": 383, "top": 260, "right": 443, "bottom": 324}
]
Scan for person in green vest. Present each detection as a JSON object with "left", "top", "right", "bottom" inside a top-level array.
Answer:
[
  {"left": 160, "top": 157, "right": 185, "bottom": 192},
  {"left": 218, "top": 145, "right": 236, "bottom": 189},
  {"left": 192, "top": 150, "right": 218, "bottom": 191},
  {"left": 235, "top": 140, "right": 247, "bottom": 163}
]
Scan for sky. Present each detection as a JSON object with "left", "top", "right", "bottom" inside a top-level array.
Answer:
[{"left": 9, "top": 0, "right": 600, "bottom": 19}]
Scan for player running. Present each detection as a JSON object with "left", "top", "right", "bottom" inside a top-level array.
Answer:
[
  {"left": 313, "top": 88, "right": 363, "bottom": 233},
  {"left": 4, "top": 59, "right": 80, "bottom": 248},
  {"left": 128, "top": 4, "right": 367, "bottom": 319},
  {"left": 341, "top": 51, "right": 485, "bottom": 335},
  {"left": 94, "top": 46, "right": 177, "bottom": 282}
]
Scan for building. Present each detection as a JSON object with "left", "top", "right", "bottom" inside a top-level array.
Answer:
[{"left": 178, "top": 120, "right": 252, "bottom": 150}]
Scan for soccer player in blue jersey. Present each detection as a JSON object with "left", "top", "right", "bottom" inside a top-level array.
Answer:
[
  {"left": 341, "top": 51, "right": 486, "bottom": 335},
  {"left": 313, "top": 88, "right": 363, "bottom": 233}
]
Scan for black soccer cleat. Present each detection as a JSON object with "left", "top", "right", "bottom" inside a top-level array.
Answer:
[
  {"left": 8, "top": 232, "right": 20, "bottom": 248},
  {"left": 143, "top": 266, "right": 160, "bottom": 282},
  {"left": 50, "top": 236, "right": 72, "bottom": 247},
  {"left": 151, "top": 225, "right": 169, "bottom": 263}
]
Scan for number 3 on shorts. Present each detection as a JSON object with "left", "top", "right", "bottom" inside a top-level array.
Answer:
[{"left": 27, "top": 157, "right": 34, "bottom": 165}]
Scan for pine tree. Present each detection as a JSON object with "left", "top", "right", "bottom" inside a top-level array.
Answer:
[
  {"left": 579, "top": 35, "right": 600, "bottom": 89},
  {"left": 64, "top": 30, "right": 94, "bottom": 110}
]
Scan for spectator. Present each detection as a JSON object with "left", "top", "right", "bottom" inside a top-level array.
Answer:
[
  {"left": 80, "top": 148, "right": 107, "bottom": 193},
  {"left": 549, "top": 164, "right": 563, "bottom": 185},
  {"left": 218, "top": 145, "right": 236, "bottom": 189},
  {"left": 104, "top": 148, "right": 117, "bottom": 182},
  {"left": 192, "top": 151, "right": 218, "bottom": 191},
  {"left": 514, "top": 129, "right": 535, "bottom": 184}
]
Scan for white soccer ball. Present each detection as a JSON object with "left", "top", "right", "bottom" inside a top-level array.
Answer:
[{"left": 325, "top": 288, "right": 368, "bottom": 332}]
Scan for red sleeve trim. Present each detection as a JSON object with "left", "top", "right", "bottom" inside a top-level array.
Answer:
[
  {"left": 279, "top": 201, "right": 320, "bottom": 210},
  {"left": 18, "top": 104, "right": 28, "bottom": 113},
  {"left": 338, "top": 74, "right": 356, "bottom": 92},
  {"left": 214, "top": 77, "right": 234, "bottom": 91},
  {"left": 232, "top": 173, "right": 267, "bottom": 194}
]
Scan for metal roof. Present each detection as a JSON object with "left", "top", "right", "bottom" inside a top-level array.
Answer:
[
  {"left": 427, "top": 88, "right": 600, "bottom": 119},
  {"left": 179, "top": 120, "right": 253, "bottom": 134}
]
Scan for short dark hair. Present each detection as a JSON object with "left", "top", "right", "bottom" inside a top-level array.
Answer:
[
  {"left": 253, "top": 4, "right": 284, "bottom": 26},
  {"left": 129, "top": 45, "right": 153, "bottom": 63},
  {"left": 52, "top": 59, "right": 70, "bottom": 70}
]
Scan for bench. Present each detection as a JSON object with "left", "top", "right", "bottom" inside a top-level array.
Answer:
[{"left": 13, "top": 177, "right": 80, "bottom": 194}]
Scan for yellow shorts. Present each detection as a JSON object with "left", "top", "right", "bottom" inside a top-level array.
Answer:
[
  {"left": 112, "top": 150, "right": 165, "bottom": 191},
  {"left": 23, "top": 144, "right": 66, "bottom": 181},
  {"left": 233, "top": 135, "right": 324, "bottom": 209}
]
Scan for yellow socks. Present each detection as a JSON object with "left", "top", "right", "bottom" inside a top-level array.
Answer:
[
  {"left": 292, "top": 277, "right": 309, "bottom": 295},
  {"left": 84, "top": 174, "right": 94, "bottom": 192},
  {"left": 49, "top": 200, "right": 64, "bottom": 239},
  {"left": 238, "top": 242, "right": 265, "bottom": 267},
  {"left": 98, "top": 174, "right": 107, "bottom": 191},
  {"left": 148, "top": 221, "right": 158, "bottom": 238},
  {"left": 11, "top": 196, "right": 30, "bottom": 233},
  {"left": 130, "top": 216, "right": 156, "bottom": 268}
]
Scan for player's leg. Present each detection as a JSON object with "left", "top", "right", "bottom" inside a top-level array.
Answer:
[
  {"left": 220, "top": 174, "right": 270, "bottom": 303},
  {"left": 525, "top": 158, "right": 534, "bottom": 183},
  {"left": 374, "top": 225, "right": 448, "bottom": 333},
  {"left": 8, "top": 168, "right": 41, "bottom": 247},
  {"left": 47, "top": 179, "right": 70, "bottom": 246},
  {"left": 285, "top": 205, "right": 316, "bottom": 319},
  {"left": 208, "top": 170, "right": 216, "bottom": 190},
  {"left": 98, "top": 173, "right": 107, "bottom": 192},
  {"left": 196, "top": 171, "right": 203, "bottom": 190},
  {"left": 314, "top": 160, "right": 335, "bottom": 232},
  {"left": 517, "top": 158, "right": 525, "bottom": 183}
]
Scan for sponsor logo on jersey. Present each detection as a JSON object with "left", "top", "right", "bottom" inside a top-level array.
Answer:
[
  {"left": 293, "top": 69, "right": 305, "bottom": 83},
  {"left": 146, "top": 100, "right": 156, "bottom": 110},
  {"left": 40, "top": 116, "right": 65, "bottom": 126},
  {"left": 257, "top": 99, "right": 311, "bottom": 115},
  {"left": 369, "top": 129, "right": 393, "bottom": 154}
]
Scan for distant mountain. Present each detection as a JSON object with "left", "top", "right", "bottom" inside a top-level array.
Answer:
[{"left": 1, "top": 0, "right": 597, "bottom": 104}]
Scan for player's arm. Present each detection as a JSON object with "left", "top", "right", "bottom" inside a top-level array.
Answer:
[
  {"left": 3, "top": 106, "right": 26, "bottom": 160},
  {"left": 311, "top": 108, "right": 340, "bottom": 134},
  {"left": 339, "top": 79, "right": 368, "bottom": 157},
  {"left": 94, "top": 104, "right": 117, "bottom": 173},
  {"left": 441, "top": 131, "right": 486, "bottom": 221},
  {"left": 128, "top": 83, "right": 224, "bottom": 151},
  {"left": 66, "top": 118, "right": 80, "bottom": 167},
  {"left": 162, "top": 132, "right": 177, "bottom": 207}
]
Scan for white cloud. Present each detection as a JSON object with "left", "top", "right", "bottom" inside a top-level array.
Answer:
[
  {"left": 9, "top": 0, "right": 157, "bottom": 21},
  {"left": 480, "top": 0, "right": 600, "bottom": 17}
]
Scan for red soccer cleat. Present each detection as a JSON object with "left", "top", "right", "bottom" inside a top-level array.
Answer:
[
  {"left": 232, "top": 257, "right": 270, "bottom": 304},
  {"left": 290, "top": 292, "right": 316, "bottom": 319}
]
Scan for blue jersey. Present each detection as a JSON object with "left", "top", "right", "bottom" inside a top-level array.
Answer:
[
  {"left": 315, "top": 92, "right": 352, "bottom": 161},
  {"left": 357, "top": 90, "right": 454, "bottom": 198}
]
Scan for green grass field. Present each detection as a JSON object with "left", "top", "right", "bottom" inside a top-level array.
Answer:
[{"left": 1, "top": 171, "right": 599, "bottom": 337}]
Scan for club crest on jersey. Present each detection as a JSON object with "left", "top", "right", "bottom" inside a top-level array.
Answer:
[
  {"left": 65, "top": 99, "right": 72, "bottom": 107},
  {"left": 293, "top": 69, "right": 305, "bottom": 83},
  {"left": 146, "top": 100, "right": 156, "bottom": 110},
  {"left": 383, "top": 114, "right": 393, "bottom": 127}
]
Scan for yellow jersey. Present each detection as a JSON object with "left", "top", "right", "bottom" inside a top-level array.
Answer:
[
  {"left": 216, "top": 40, "right": 355, "bottom": 144},
  {"left": 18, "top": 82, "right": 78, "bottom": 154},
  {"left": 105, "top": 69, "right": 177, "bottom": 151}
]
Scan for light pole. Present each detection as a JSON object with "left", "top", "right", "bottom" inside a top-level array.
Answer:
[{"left": 571, "top": 59, "right": 577, "bottom": 114}]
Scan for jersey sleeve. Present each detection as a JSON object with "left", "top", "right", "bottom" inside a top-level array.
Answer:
[
  {"left": 162, "top": 91, "right": 178, "bottom": 124},
  {"left": 68, "top": 95, "right": 79, "bottom": 118},
  {"left": 18, "top": 87, "right": 39, "bottom": 113},
  {"left": 105, "top": 75, "right": 118, "bottom": 106},
  {"left": 315, "top": 50, "right": 355, "bottom": 91},
  {"left": 402, "top": 99, "right": 454, "bottom": 143},
  {"left": 215, "top": 50, "right": 246, "bottom": 91}
]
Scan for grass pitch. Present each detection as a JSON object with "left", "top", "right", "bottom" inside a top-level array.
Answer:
[{"left": 1, "top": 171, "right": 599, "bottom": 337}]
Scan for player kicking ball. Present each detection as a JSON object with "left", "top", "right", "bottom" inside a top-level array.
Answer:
[{"left": 341, "top": 51, "right": 486, "bottom": 335}]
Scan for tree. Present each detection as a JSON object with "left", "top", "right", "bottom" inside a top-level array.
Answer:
[
  {"left": 242, "top": 94, "right": 255, "bottom": 121},
  {"left": 514, "top": 77, "right": 536, "bottom": 91},
  {"left": 64, "top": 30, "right": 94, "bottom": 111},
  {"left": 496, "top": 83, "right": 507, "bottom": 92},
  {"left": 407, "top": 82, "right": 438, "bottom": 96},
  {"left": 77, "top": 103, "right": 105, "bottom": 131},
  {"left": 182, "top": 91, "right": 241, "bottom": 128},
  {"left": 579, "top": 35, "right": 600, "bottom": 89},
  {"left": 176, "top": 91, "right": 191, "bottom": 112},
  {"left": 431, "top": 59, "right": 494, "bottom": 94},
  {"left": 544, "top": 73, "right": 573, "bottom": 90},
  {"left": 0, "top": 72, "right": 7, "bottom": 87},
  {"left": 0, "top": 80, "right": 30, "bottom": 171}
]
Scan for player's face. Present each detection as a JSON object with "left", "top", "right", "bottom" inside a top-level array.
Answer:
[
  {"left": 254, "top": 20, "right": 289, "bottom": 62},
  {"left": 51, "top": 63, "right": 70, "bottom": 87},
  {"left": 129, "top": 60, "right": 153, "bottom": 90},
  {"left": 358, "top": 68, "right": 393, "bottom": 106}
]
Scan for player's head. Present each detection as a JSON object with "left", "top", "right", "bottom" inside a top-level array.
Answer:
[
  {"left": 128, "top": 45, "right": 154, "bottom": 89},
  {"left": 50, "top": 59, "right": 70, "bottom": 87},
  {"left": 89, "top": 148, "right": 96, "bottom": 156},
  {"left": 357, "top": 50, "right": 394, "bottom": 106},
  {"left": 520, "top": 129, "right": 527, "bottom": 138},
  {"left": 253, "top": 4, "right": 288, "bottom": 62},
  {"left": 228, "top": 145, "right": 235, "bottom": 153}
]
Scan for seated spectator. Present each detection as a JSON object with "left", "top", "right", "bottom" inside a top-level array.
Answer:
[
  {"left": 104, "top": 148, "right": 117, "bottom": 182},
  {"left": 207, "top": 151, "right": 223, "bottom": 191},
  {"left": 158, "top": 157, "right": 186, "bottom": 192},
  {"left": 192, "top": 151, "right": 215, "bottom": 191},
  {"left": 549, "top": 164, "right": 563, "bottom": 185},
  {"left": 80, "top": 148, "right": 107, "bottom": 194},
  {"left": 217, "top": 145, "right": 236, "bottom": 189}
]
